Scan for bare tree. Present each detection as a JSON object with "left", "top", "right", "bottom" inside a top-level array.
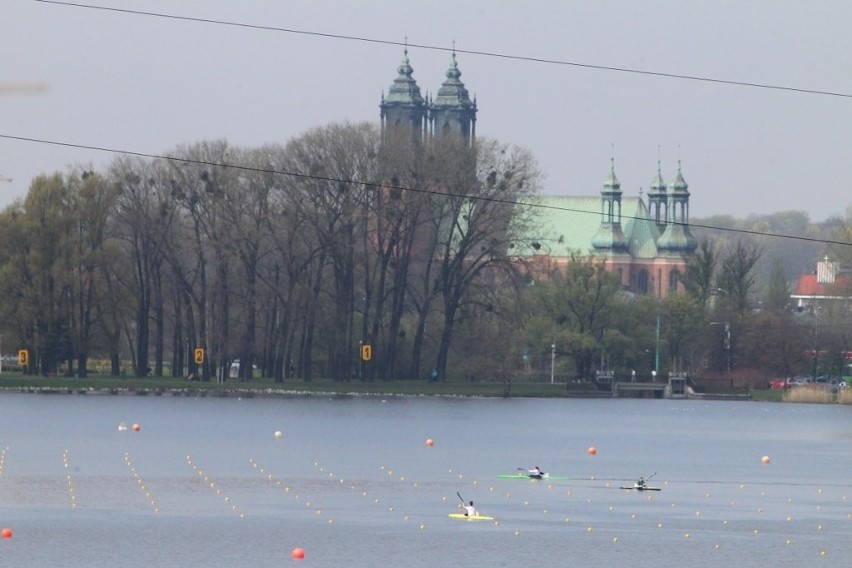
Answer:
[{"left": 717, "top": 239, "right": 763, "bottom": 315}]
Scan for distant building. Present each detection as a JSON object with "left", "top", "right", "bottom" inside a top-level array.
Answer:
[
  {"left": 791, "top": 256, "right": 852, "bottom": 311},
  {"left": 379, "top": 50, "right": 697, "bottom": 297},
  {"left": 380, "top": 48, "right": 476, "bottom": 146},
  {"left": 516, "top": 160, "right": 697, "bottom": 298}
]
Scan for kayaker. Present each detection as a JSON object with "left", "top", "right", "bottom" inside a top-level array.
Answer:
[
  {"left": 527, "top": 466, "right": 545, "bottom": 479},
  {"left": 635, "top": 476, "right": 646, "bottom": 489},
  {"left": 462, "top": 500, "right": 477, "bottom": 517}
]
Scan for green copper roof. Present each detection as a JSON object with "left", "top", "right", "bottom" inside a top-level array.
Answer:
[
  {"left": 602, "top": 158, "right": 621, "bottom": 193},
  {"left": 432, "top": 53, "right": 474, "bottom": 110},
  {"left": 668, "top": 161, "right": 689, "bottom": 195},
  {"left": 512, "top": 196, "right": 661, "bottom": 258},
  {"left": 384, "top": 49, "right": 425, "bottom": 106},
  {"left": 648, "top": 161, "right": 666, "bottom": 196}
]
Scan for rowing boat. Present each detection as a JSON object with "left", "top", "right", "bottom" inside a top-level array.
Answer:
[
  {"left": 496, "top": 474, "right": 575, "bottom": 481},
  {"left": 448, "top": 513, "right": 495, "bottom": 521},
  {"left": 620, "top": 486, "right": 661, "bottom": 491}
]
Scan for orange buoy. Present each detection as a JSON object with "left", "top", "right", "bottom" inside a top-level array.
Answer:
[
  {"left": 587, "top": 447, "right": 597, "bottom": 456},
  {"left": 761, "top": 455, "right": 771, "bottom": 465},
  {"left": 291, "top": 547, "right": 305, "bottom": 559},
  {"left": 132, "top": 424, "right": 141, "bottom": 432},
  {"left": 426, "top": 438, "right": 434, "bottom": 447},
  {"left": 1, "top": 528, "right": 12, "bottom": 539}
]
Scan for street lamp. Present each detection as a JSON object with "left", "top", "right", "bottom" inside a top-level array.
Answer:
[
  {"left": 812, "top": 305, "right": 821, "bottom": 379},
  {"left": 550, "top": 343, "right": 556, "bottom": 384},
  {"left": 709, "top": 321, "right": 731, "bottom": 372},
  {"left": 654, "top": 314, "right": 660, "bottom": 376}
]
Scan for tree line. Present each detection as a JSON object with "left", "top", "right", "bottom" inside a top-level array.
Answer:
[{"left": 1, "top": 122, "right": 849, "bottom": 386}]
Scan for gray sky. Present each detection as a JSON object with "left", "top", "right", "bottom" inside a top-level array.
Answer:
[{"left": 2, "top": 0, "right": 851, "bottom": 221}]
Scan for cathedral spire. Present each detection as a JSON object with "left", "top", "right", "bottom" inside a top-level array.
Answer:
[
  {"left": 592, "top": 158, "right": 629, "bottom": 253},
  {"left": 656, "top": 160, "right": 697, "bottom": 254},
  {"left": 380, "top": 47, "right": 428, "bottom": 143},
  {"left": 648, "top": 160, "right": 667, "bottom": 230},
  {"left": 429, "top": 50, "right": 477, "bottom": 143}
]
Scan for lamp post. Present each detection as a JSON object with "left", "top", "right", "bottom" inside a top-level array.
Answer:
[
  {"left": 654, "top": 314, "right": 660, "bottom": 376},
  {"left": 812, "top": 305, "right": 821, "bottom": 379},
  {"left": 709, "top": 321, "right": 731, "bottom": 372},
  {"left": 550, "top": 342, "right": 556, "bottom": 384}
]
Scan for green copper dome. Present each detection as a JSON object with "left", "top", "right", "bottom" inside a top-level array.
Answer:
[
  {"left": 384, "top": 49, "right": 425, "bottom": 106},
  {"left": 432, "top": 53, "right": 474, "bottom": 110}
]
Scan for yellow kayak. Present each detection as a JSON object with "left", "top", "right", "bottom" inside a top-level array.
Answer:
[{"left": 448, "top": 513, "right": 494, "bottom": 521}]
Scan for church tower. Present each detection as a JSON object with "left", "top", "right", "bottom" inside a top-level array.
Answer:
[
  {"left": 647, "top": 161, "right": 667, "bottom": 232},
  {"left": 656, "top": 161, "right": 697, "bottom": 255},
  {"left": 591, "top": 159, "right": 629, "bottom": 253},
  {"left": 380, "top": 49, "right": 428, "bottom": 144},
  {"left": 428, "top": 52, "right": 477, "bottom": 144}
]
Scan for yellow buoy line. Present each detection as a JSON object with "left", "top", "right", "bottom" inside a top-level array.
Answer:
[
  {"left": 247, "top": 458, "right": 330, "bottom": 523},
  {"left": 123, "top": 452, "right": 160, "bottom": 513},
  {"left": 61, "top": 449, "right": 78, "bottom": 509},
  {"left": 440, "top": 470, "right": 849, "bottom": 552},
  {"left": 236, "top": 452, "right": 850, "bottom": 553},
  {"left": 185, "top": 455, "right": 245, "bottom": 518},
  {"left": 376, "top": 464, "right": 426, "bottom": 523},
  {"left": 308, "top": 460, "right": 422, "bottom": 528},
  {"left": 586, "top": 481, "right": 848, "bottom": 552},
  {"left": 0, "top": 446, "right": 8, "bottom": 478}
]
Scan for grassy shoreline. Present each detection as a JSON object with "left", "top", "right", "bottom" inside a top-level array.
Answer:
[
  {"left": 1, "top": 372, "right": 849, "bottom": 403},
  {"left": 0, "top": 373, "right": 561, "bottom": 398}
]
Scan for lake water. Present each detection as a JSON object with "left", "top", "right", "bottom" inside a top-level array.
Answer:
[{"left": 0, "top": 392, "right": 849, "bottom": 567}]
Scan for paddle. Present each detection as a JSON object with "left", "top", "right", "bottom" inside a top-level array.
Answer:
[{"left": 457, "top": 491, "right": 471, "bottom": 516}]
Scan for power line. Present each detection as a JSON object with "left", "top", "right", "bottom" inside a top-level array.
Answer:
[
  {"left": 1, "top": 132, "right": 849, "bottom": 248},
  {"left": 34, "top": 0, "right": 852, "bottom": 99}
]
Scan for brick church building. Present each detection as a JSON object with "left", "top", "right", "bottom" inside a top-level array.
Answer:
[{"left": 378, "top": 49, "right": 697, "bottom": 298}]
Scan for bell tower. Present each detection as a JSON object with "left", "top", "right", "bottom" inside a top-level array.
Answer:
[
  {"left": 656, "top": 161, "right": 697, "bottom": 255},
  {"left": 429, "top": 52, "right": 477, "bottom": 145},
  {"left": 380, "top": 48, "right": 428, "bottom": 145},
  {"left": 591, "top": 159, "right": 629, "bottom": 253}
]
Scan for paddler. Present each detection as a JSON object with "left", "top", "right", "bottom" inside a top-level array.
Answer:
[
  {"left": 527, "top": 466, "right": 545, "bottom": 479},
  {"left": 462, "top": 500, "right": 478, "bottom": 517}
]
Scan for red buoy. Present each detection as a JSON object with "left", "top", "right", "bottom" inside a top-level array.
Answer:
[
  {"left": 587, "top": 447, "right": 597, "bottom": 456},
  {"left": 1, "top": 528, "right": 12, "bottom": 539},
  {"left": 291, "top": 547, "right": 305, "bottom": 559}
]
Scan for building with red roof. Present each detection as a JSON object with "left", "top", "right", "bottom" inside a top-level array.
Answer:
[{"left": 791, "top": 256, "right": 852, "bottom": 310}]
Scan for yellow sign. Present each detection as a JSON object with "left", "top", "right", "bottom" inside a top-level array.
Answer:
[
  {"left": 194, "top": 348, "right": 205, "bottom": 364},
  {"left": 361, "top": 344, "right": 372, "bottom": 361},
  {"left": 18, "top": 349, "right": 29, "bottom": 366}
]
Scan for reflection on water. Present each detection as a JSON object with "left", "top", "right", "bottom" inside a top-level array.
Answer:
[{"left": 0, "top": 393, "right": 849, "bottom": 567}]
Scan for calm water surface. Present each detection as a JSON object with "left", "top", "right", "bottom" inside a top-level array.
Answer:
[{"left": 0, "top": 392, "right": 849, "bottom": 567}]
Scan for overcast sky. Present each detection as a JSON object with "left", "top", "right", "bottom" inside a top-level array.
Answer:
[{"left": 2, "top": 0, "right": 850, "bottom": 222}]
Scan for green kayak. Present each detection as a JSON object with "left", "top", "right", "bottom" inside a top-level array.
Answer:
[{"left": 496, "top": 473, "right": 575, "bottom": 481}]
